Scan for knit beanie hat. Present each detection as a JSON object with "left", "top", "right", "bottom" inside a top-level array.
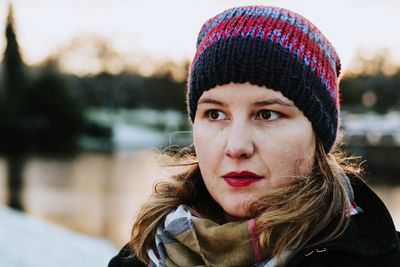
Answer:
[{"left": 187, "top": 5, "right": 341, "bottom": 152}]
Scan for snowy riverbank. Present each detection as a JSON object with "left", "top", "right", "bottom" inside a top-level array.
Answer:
[{"left": 0, "top": 205, "right": 117, "bottom": 267}]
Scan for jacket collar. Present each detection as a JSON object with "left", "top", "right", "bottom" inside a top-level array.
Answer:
[{"left": 312, "top": 177, "right": 400, "bottom": 257}]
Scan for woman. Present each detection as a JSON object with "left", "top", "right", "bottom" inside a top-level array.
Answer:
[{"left": 109, "top": 5, "right": 400, "bottom": 267}]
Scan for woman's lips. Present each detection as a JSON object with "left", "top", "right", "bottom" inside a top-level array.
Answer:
[{"left": 222, "top": 171, "right": 264, "bottom": 187}]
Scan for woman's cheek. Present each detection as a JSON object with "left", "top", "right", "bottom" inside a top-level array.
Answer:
[{"left": 194, "top": 123, "right": 217, "bottom": 165}]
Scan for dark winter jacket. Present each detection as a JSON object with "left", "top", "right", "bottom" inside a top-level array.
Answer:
[{"left": 108, "top": 178, "right": 400, "bottom": 267}]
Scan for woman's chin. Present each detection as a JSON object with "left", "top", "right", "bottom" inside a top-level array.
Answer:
[{"left": 221, "top": 204, "right": 250, "bottom": 222}]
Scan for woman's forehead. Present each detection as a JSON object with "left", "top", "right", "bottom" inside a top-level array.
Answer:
[{"left": 199, "top": 82, "right": 294, "bottom": 105}]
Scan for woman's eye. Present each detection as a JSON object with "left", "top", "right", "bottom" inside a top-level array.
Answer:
[
  {"left": 256, "top": 110, "right": 280, "bottom": 121},
  {"left": 206, "top": 110, "right": 226, "bottom": 120}
]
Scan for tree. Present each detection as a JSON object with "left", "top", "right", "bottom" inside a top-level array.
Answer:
[
  {"left": 3, "top": 3, "right": 25, "bottom": 101},
  {"left": 341, "top": 49, "right": 400, "bottom": 113},
  {"left": 0, "top": 3, "right": 28, "bottom": 210},
  {"left": 24, "top": 71, "right": 84, "bottom": 153},
  {"left": 0, "top": 4, "right": 85, "bottom": 211}
]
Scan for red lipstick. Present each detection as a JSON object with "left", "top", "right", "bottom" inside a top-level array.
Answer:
[{"left": 222, "top": 171, "right": 264, "bottom": 187}]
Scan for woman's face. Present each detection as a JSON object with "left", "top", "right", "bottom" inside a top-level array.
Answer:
[{"left": 193, "top": 82, "right": 316, "bottom": 219}]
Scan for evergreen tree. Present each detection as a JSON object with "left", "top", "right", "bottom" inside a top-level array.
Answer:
[
  {"left": 4, "top": 3, "right": 25, "bottom": 101},
  {"left": 0, "top": 3, "right": 27, "bottom": 211}
]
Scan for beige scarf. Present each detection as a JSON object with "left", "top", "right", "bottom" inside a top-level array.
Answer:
[{"left": 147, "top": 205, "right": 293, "bottom": 267}]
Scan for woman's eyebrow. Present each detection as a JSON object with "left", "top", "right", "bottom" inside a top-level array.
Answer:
[
  {"left": 197, "top": 98, "right": 226, "bottom": 106},
  {"left": 254, "top": 99, "right": 294, "bottom": 107}
]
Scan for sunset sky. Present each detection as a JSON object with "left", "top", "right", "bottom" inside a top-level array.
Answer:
[{"left": 1, "top": 0, "right": 400, "bottom": 75}]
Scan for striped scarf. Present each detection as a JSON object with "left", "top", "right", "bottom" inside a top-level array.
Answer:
[
  {"left": 148, "top": 205, "right": 294, "bottom": 267},
  {"left": 148, "top": 174, "right": 361, "bottom": 267}
]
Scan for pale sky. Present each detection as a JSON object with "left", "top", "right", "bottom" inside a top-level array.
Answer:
[{"left": 1, "top": 0, "right": 400, "bottom": 74}]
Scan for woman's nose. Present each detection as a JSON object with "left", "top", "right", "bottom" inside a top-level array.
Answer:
[{"left": 224, "top": 122, "right": 255, "bottom": 160}]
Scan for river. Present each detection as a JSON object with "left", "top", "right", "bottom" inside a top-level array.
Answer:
[{"left": 1, "top": 150, "right": 399, "bottom": 248}]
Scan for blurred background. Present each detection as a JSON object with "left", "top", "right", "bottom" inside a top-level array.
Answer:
[{"left": 0, "top": 0, "right": 399, "bottom": 266}]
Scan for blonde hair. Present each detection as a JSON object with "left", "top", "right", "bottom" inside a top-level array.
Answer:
[{"left": 130, "top": 140, "right": 362, "bottom": 266}]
